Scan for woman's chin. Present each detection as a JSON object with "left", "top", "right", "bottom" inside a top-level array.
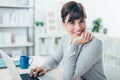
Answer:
[
  {"left": 72, "top": 35, "right": 81, "bottom": 39},
  {"left": 75, "top": 34, "right": 81, "bottom": 37}
]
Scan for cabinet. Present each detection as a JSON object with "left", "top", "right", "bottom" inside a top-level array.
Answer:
[
  {"left": 35, "top": 31, "right": 120, "bottom": 67},
  {"left": 0, "top": 0, "right": 34, "bottom": 57},
  {"left": 34, "top": 5, "right": 67, "bottom": 56},
  {"left": 35, "top": 32, "right": 67, "bottom": 56},
  {"left": 93, "top": 33, "right": 120, "bottom": 66}
]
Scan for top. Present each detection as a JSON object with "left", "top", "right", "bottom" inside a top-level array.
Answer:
[{"left": 43, "top": 34, "right": 107, "bottom": 80}]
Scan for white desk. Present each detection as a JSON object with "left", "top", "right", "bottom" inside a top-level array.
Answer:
[{"left": 0, "top": 56, "right": 63, "bottom": 80}]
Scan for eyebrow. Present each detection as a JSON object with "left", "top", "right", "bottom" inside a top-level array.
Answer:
[{"left": 80, "top": 19, "right": 85, "bottom": 22}]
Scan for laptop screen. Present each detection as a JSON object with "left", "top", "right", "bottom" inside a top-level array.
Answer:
[{"left": 0, "top": 50, "right": 22, "bottom": 80}]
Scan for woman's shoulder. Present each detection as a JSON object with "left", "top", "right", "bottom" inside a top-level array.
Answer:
[
  {"left": 84, "top": 36, "right": 103, "bottom": 47},
  {"left": 92, "top": 36, "right": 103, "bottom": 44}
]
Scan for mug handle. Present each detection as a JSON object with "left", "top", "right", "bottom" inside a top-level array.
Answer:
[{"left": 29, "top": 57, "right": 33, "bottom": 66}]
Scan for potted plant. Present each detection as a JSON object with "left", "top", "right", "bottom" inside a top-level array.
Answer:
[
  {"left": 35, "top": 21, "right": 45, "bottom": 33},
  {"left": 35, "top": 21, "right": 44, "bottom": 27},
  {"left": 92, "top": 18, "right": 103, "bottom": 33}
]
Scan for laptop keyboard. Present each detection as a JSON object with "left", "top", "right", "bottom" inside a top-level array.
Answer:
[{"left": 20, "top": 73, "right": 39, "bottom": 80}]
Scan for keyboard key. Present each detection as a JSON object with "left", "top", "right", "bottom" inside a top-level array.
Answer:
[{"left": 20, "top": 73, "right": 39, "bottom": 80}]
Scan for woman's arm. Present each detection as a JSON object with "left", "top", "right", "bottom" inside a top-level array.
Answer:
[
  {"left": 63, "top": 32, "right": 93, "bottom": 80},
  {"left": 30, "top": 36, "right": 65, "bottom": 77},
  {"left": 42, "top": 37, "right": 64, "bottom": 71},
  {"left": 63, "top": 42, "right": 80, "bottom": 80},
  {"left": 73, "top": 38, "right": 103, "bottom": 80}
]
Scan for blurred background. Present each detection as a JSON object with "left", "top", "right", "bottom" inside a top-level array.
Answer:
[{"left": 0, "top": 0, "right": 120, "bottom": 70}]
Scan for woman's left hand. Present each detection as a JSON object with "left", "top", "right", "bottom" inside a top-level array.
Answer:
[{"left": 73, "top": 32, "right": 93, "bottom": 44}]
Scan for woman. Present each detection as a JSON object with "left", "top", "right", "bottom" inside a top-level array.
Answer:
[{"left": 30, "top": 1, "right": 107, "bottom": 80}]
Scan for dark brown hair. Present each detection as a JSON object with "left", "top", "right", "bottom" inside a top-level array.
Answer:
[{"left": 61, "top": 1, "right": 86, "bottom": 23}]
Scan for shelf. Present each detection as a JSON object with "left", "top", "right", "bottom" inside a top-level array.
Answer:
[
  {"left": 38, "top": 32, "right": 67, "bottom": 38},
  {"left": 0, "top": 4, "right": 33, "bottom": 9},
  {"left": 0, "top": 25, "right": 33, "bottom": 28},
  {"left": 0, "top": 0, "right": 34, "bottom": 56},
  {"left": 105, "top": 54, "right": 120, "bottom": 59},
  {"left": 39, "top": 52, "right": 55, "bottom": 56},
  {"left": 0, "top": 42, "right": 33, "bottom": 48}
]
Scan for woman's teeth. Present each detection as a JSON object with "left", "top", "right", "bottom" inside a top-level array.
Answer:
[{"left": 75, "top": 31, "right": 81, "bottom": 35}]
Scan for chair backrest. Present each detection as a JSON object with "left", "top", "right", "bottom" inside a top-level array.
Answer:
[{"left": 104, "top": 64, "right": 120, "bottom": 80}]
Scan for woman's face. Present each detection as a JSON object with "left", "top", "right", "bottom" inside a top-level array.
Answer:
[{"left": 63, "top": 15, "right": 86, "bottom": 39}]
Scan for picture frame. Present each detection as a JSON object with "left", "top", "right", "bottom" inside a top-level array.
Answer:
[{"left": 46, "top": 11, "right": 58, "bottom": 33}]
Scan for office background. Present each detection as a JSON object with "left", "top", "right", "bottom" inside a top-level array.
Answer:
[{"left": 0, "top": 0, "right": 120, "bottom": 68}]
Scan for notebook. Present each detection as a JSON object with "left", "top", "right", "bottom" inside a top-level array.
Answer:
[{"left": 0, "top": 58, "right": 19, "bottom": 68}]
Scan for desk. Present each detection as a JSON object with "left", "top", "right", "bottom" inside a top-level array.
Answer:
[{"left": 0, "top": 56, "right": 63, "bottom": 80}]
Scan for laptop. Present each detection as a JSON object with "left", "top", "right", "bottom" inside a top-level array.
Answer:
[{"left": 0, "top": 49, "right": 54, "bottom": 80}]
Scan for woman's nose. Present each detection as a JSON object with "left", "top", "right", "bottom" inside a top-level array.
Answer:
[{"left": 75, "top": 24, "right": 81, "bottom": 30}]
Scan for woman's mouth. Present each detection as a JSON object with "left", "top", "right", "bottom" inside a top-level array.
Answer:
[{"left": 74, "top": 31, "right": 82, "bottom": 36}]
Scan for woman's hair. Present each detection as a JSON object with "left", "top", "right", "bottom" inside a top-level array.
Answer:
[{"left": 61, "top": 1, "right": 86, "bottom": 23}]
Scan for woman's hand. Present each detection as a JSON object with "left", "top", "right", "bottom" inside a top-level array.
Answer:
[
  {"left": 73, "top": 32, "right": 93, "bottom": 44},
  {"left": 30, "top": 66, "right": 46, "bottom": 77}
]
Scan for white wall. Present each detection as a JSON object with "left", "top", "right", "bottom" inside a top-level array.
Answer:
[
  {"left": 80, "top": 0, "right": 120, "bottom": 37},
  {"left": 35, "top": 0, "right": 120, "bottom": 37}
]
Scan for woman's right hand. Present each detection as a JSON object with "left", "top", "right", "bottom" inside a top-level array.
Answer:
[
  {"left": 73, "top": 32, "right": 93, "bottom": 44},
  {"left": 30, "top": 66, "right": 46, "bottom": 77}
]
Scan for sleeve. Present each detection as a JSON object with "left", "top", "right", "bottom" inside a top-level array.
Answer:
[
  {"left": 42, "top": 37, "right": 64, "bottom": 71},
  {"left": 73, "top": 39, "right": 103, "bottom": 80},
  {"left": 63, "top": 42, "right": 80, "bottom": 80}
]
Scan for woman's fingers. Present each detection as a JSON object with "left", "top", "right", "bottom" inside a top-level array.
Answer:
[
  {"left": 30, "top": 68, "right": 36, "bottom": 76},
  {"left": 81, "top": 32, "right": 85, "bottom": 39},
  {"left": 81, "top": 32, "right": 93, "bottom": 43},
  {"left": 90, "top": 33, "right": 93, "bottom": 40},
  {"left": 34, "top": 67, "right": 42, "bottom": 77},
  {"left": 73, "top": 32, "right": 93, "bottom": 44},
  {"left": 85, "top": 32, "right": 88, "bottom": 40},
  {"left": 38, "top": 70, "right": 46, "bottom": 76},
  {"left": 87, "top": 32, "right": 92, "bottom": 42},
  {"left": 30, "top": 66, "right": 46, "bottom": 77}
]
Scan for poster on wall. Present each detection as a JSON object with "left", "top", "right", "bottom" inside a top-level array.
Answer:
[{"left": 46, "top": 11, "right": 58, "bottom": 33}]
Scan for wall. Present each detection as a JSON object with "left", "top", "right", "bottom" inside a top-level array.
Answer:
[{"left": 35, "top": 0, "right": 120, "bottom": 37}]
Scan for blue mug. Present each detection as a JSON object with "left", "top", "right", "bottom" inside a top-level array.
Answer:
[{"left": 20, "top": 55, "right": 33, "bottom": 69}]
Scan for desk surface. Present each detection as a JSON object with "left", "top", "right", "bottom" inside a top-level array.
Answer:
[{"left": 0, "top": 56, "right": 63, "bottom": 80}]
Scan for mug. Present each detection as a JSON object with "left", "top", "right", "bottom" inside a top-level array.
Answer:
[{"left": 20, "top": 55, "right": 33, "bottom": 69}]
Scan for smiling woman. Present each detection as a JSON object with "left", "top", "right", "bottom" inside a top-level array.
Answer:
[
  {"left": 61, "top": 1, "right": 87, "bottom": 40},
  {"left": 30, "top": 1, "right": 107, "bottom": 80}
]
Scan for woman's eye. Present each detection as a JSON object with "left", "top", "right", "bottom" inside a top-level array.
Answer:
[
  {"left": 80, "top": 20, "right": 85, "bottom": 23},
  {"left": 69, "top": 22, "right": 74, "bottom": 24}
]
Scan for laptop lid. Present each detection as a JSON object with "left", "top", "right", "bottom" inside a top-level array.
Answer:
[
  {"left": 0, "top": 50, "right": 54, "bottom": 80},
  {"left": 0, "top": 50, "right": 22, "bottom": 80}
]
